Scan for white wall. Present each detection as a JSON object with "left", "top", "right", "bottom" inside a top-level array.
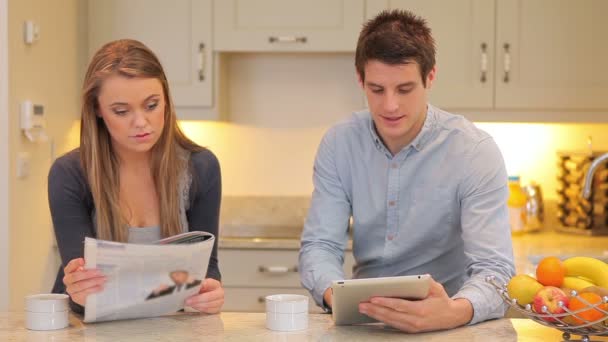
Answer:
[
  {"left": 8, "top": 0, "right": 83, "bottom": 310},
  {"left": 0, "top": 0, "right": 10, "bottom": 311}
]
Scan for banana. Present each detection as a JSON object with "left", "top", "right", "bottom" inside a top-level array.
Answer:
[
  {"left": 562, "top": 276, "right": 596, "bottom": 292},
  {"left": 563, "top": 257, "right": 608, "bottom": 289}
]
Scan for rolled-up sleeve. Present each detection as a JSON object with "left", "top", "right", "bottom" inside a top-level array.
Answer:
[
  {"left": 452, "top": 137, "right": 515, "bottom": 324},
  {"left": 299, "top": 128, "right": 351, "bottom": 308}
]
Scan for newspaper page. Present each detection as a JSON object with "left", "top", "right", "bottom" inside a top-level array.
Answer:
[{"left": 83, "top": 232, "right": 214, "bottom": 323}]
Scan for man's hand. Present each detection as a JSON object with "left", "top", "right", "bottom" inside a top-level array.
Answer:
[
  {"left": 185, "top": 278, "right": 224, "bottom": 314},
  {"left": 358, "top": 278, "right": 473, "bottom": 333},
  {"left": 323, "top": 288, "right": 333, "bottom": 308}
]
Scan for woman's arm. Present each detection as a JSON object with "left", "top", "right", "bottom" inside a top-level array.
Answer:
[{"left": 186, "top": 149, "right": 222, "bottom": 281}]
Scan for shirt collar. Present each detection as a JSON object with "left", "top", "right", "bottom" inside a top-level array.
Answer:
[{"left": 367, "top": 104, "right": 436, "bottom": 155}]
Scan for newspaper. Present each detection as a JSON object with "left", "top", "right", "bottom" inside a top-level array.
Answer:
[{"left": 83, "top": 231, "right": 214, "bottom": 323}]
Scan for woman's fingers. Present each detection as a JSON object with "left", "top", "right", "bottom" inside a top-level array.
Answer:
[
  {"left": 63, "top": 269, "right": 103, "bottom": 287},
  {"left": 64, "top": 258, "right": 84, "bottom": 274},
  {"left": 70, "top": 284, "right": 104, "bottom": 306},
  {"left": 66, "top": 276, "right": 106, "bottom": 295}
]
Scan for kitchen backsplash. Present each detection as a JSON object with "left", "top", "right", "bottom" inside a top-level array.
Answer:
[{"left": 219, "top": 196, "right": 310, "bottom": 238}]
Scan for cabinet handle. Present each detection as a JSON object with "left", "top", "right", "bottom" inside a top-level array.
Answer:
[
  {"left": 480, "top": 42, "right": 488, "bottom": 83},
  {"left": 258, "top": 265, "right": 299, "bottom": 273},
  {"left": 268, "top": 36, "right": 307, "bottom": 44},
  {"left": 502, "top": 43, "right": 511, "bottom": 83},
  {"left": 258, "top": 296, "right": 265, "bottom": 303},
  {"left": 198, "top": 43, "right": 206, "bottom": 81}
]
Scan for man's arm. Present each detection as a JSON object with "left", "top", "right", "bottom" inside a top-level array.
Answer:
[
  {"left": 452, "top": 136, "right": 516, "bottom": 324},
  {"left": 299, "top": 128, "right": 351, "bottom": 309}
]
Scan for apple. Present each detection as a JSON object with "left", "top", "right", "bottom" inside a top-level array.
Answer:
[
  {"left": 533, "top": 286, "right": 570, "bottom": 322},
  {"left": 507, "top": 275, "right": 544, "bottom": 306}
]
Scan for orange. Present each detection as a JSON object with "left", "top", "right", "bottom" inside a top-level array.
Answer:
[
  {"left": 536, "top": 256, "right": 566, "bottom": 287},
  {"left": 568, "top": 292, "right": 608, "bottom": 324}
]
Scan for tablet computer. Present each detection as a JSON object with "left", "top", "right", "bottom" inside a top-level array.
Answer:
[{"left": 331, "top": 274, "right": 431, "bottom": 325}]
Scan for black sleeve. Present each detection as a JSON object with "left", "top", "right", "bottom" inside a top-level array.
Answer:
[
  {"left": 187, "top": 149, "right": 222, "bottom": 282},
  {"left": 48, "top": 150, "right": 95, "bottom": 314}
]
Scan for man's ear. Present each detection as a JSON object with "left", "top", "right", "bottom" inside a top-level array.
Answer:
[
  {"left": 356, "top": 71, "right": 364, "bottom": 90},
  {"left": 425, "top": 65, "right": 437, "bottom": 89}
]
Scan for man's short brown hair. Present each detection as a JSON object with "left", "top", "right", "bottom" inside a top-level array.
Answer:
[{"left": 355, "top": 9, "right": 436, "bottom": 86}]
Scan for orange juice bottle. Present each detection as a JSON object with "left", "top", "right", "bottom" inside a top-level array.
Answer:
[{"left": 507, "top": 175, "right": 527, "bottom": 235}]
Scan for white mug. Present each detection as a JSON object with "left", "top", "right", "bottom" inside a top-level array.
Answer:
[
  {"left": 265, "top": 294, "right": 308, "bottom": 331},
  {"left": 25, "top": 294, "right": 69, "bottom": 331}
]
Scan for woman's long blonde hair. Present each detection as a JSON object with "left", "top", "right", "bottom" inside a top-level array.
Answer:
[{"left": 80, "top": 39, "right": 203, "bottom": 242}]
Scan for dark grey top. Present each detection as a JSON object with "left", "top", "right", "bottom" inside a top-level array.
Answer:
[{"left": 48, "top": 148, "right": 222, "bottom": 313}]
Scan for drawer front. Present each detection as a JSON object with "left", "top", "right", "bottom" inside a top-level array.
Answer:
[
  {"left": 219, "top": 249, "right": 355, "bottom": 287},
  {"left": 223, "top": 287, "right": 324, "bottom": 313}
]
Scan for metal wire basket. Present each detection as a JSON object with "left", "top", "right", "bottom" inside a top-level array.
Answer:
[{"left": 486, "top": 276, "right": 608, "bottom": 342}]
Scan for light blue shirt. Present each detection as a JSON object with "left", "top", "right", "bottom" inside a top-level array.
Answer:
[{"left": 299, "top": 105, "right": 515, "bottom": 325}]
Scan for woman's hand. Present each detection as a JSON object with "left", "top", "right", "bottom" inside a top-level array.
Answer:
[
  {"left": 63, "top": 258, "right": 106, "bottom": 306},
  {"left": 185, "top": 278, "right": 224, "bottom": 314}
]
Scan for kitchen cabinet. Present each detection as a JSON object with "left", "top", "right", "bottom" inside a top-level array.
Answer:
[
  {"left": 219, "top": 248, "right": 356, "bottom": 312},
  {"left": 367, "top": 0, "right": 608, "bottom": 118},
  {"left": 213, "top": 0, "right": 364, "bottom": 52},
  {"left": 366, "top": 0, "right": 494, "bottom": 110},
  {"left": 88, "top": 0, "right": 216, "bottom": 119}
]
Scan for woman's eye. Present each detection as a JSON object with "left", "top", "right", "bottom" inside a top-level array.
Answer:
[
  {"left": 113, "top": 109, "right": 128, "bottom": 116},
  {"left": 147, "top": 102, "right": 158, "bottom": 111}
]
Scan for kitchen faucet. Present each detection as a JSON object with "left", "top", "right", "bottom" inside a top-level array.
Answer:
[{"left": 582, "top": 152, "right": 608, "bottom": 199}]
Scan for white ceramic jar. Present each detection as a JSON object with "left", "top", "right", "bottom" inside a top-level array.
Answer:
[
  {"left": 265, "top": 294, "right": 308, "bottom": 331},
  {"left": 25, "top": 294, "right": 70, "bottom": 330}
]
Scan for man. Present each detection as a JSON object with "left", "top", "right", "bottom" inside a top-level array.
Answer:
[
  {"left": 147, "top": 270, "right": 202, "bottom": 300},
  {"left": 299, "top": 9, "right": 515, "bottom": 332}
]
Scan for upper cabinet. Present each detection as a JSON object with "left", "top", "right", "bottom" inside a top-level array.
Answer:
[
  {"left": 495, "top": 0, "right": 608, "bottom": 111},
  {"left": 88, "top": 0, "right": 214, "bottom": 117},
  {"left": 366, "top": 0, "right": 495, "bottom": 110},
  {"left": 214, "top": 0, "right": 365, "bottom": 52},
  {"left": 367, "top": 0, "right": 608, "bottom": 117}
]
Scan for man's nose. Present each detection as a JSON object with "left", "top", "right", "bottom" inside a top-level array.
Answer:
[{"left": 382, "top": 92, "right": 399, "bottom": 113}]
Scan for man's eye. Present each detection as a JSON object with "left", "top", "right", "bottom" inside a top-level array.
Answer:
[
  {"left": 371, "top": 89, "right": 383, "bottom": 94},
  {"left": 398, "top": 89, "right": 412, "bottom": 94}
]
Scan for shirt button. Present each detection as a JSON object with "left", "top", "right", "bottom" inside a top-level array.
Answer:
[
  {"left": 388, "top": 200, "right": 395, "bottom": 206},
  {"left": 391, "top": 163, "right": 398, "bottom": 169}
]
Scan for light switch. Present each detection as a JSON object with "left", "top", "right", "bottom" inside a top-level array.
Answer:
[{"left": 16, "top": 152, "right": 30, "bottom": 179}]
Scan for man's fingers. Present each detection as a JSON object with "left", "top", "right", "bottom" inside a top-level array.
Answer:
[
  {"left": 64, "top": 258, "right": 84, "bottom": 274},
  {"left": 359, "top": 303, "right": 422, "bottom": 333}
]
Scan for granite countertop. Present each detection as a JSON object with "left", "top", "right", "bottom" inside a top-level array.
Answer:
[
  {"left": 219, "top": 236, "right": 354, "bottom": 251},
  {"left": 3, "top": 312, "right": 607, "bottom": 341}
]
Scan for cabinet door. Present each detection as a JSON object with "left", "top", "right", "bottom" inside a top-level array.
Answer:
[
  {"left": 214, "top": 0, "right": 364, "bottom": 52},
  {"left": 88, "top": 0, "right": 213, "bottom": 109},
  {"left": 496, "top": 0, "right": 608, "bottom": 110},
  {"left": 366, "top": 0, "right": 495, "bottom": 109}
]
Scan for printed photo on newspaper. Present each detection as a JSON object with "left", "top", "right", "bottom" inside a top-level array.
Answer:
[{"left": 83, "top": 231, "right": 215, "bottom": 323}]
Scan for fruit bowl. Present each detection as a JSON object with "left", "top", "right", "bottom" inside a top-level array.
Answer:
[{"left": 486, "top": 276, "right": 608, "bottom": 342}]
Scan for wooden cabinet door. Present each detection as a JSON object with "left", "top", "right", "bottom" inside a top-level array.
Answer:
[
  {"left": 88, "top": 0, "right": 213, "bottom": 111},
  {"left": 214, "top": 0, "right": 364, "bottom": 52},
  {"left": 496, "top": 0, "right": 608, "bottom": 111},
  {"left": 366, "top": 0, "right": 495, "bottom": 110}
]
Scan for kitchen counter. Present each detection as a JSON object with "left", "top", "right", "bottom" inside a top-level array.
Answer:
[
  {"left": 220, "top": 230, "right": 608, "bottom": 273},
  {"left": 219, "top": 236, "right": 353, "bottom": 251},
  {"left": 511, "top": 230, "right": 608, "bottom": 274},
  {"left": 2, "top": 312, "right": 607, "bottom": 341}
]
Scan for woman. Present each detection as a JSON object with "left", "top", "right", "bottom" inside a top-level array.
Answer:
[{"left": 48, "top": 39, "right": 223, "bottom": 314}]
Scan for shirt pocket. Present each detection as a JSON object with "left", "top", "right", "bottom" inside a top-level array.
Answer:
[{"left": 409, "top": 185, "right": 456, "bottom": 226}]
